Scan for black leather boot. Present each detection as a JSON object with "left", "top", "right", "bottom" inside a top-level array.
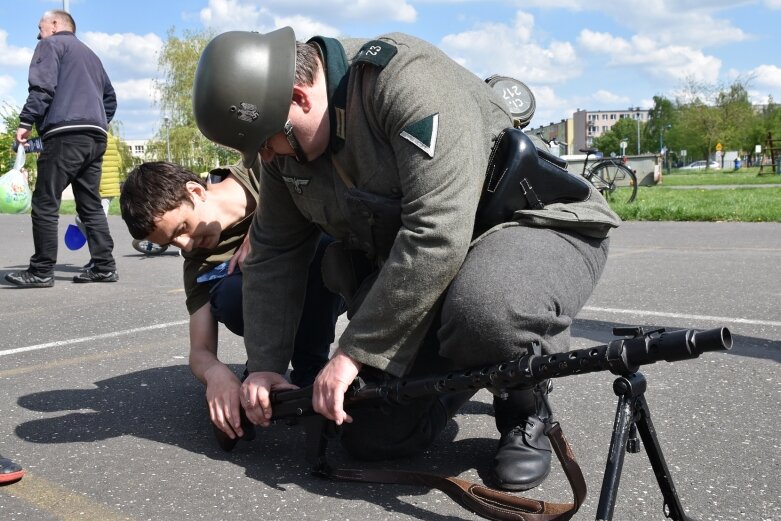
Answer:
[{"left": 490, "top": 381, "right": 553, "bottom": 491}]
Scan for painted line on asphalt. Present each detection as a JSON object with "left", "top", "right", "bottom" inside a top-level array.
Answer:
[
  {"left": 1, "top": 472, "right": 136, "bottom": 521},
  {"left": 582, "top": 306, "right": 781, "bottom": 328},
  {"left": 0, "top": 320, "right": 188, "bottom": 357},
  {"left": 1, "top": 308, "right": 777, "bottom": 360}
]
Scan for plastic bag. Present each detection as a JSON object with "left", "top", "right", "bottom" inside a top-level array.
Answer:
[{"left": 0, "top": 147, "right": 32, "bottom": 214}]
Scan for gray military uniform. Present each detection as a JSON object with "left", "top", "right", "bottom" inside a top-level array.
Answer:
[{"left": 242, "top": 33, "right": 620, "bottom": 377}]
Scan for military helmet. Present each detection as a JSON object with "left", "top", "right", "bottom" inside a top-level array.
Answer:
[{"left": 193, "top": 27, "right": 296, "bottom": 167}]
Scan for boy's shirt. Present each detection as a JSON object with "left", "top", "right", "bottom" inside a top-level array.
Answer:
[{"left": 182, "top": 162, "right": 259, "bottom": 315}]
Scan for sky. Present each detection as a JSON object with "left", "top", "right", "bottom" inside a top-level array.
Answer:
[{"left": 1, "top": 0, "right": 780, "bottom": 140}]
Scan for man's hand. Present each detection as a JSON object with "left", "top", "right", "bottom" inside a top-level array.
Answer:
[
  {"left": 203, "top": 364, "right": 244, "bottom": 439},
  {"left": 241, "top": 371, "right": 298, "bottom": 427},
  {"left": 15, "top": 128, "right": 30, "bottom": 144},
  {"left": 313, "top": 349, "right": 362, "bottom": 425},
  {"left": 227, "top": 234, "right": 251, "bottom": 274}
]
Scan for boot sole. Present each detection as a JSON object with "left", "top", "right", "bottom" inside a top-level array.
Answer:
[
  {"left": 0, "top": 469, "right": 25, "bottom": 484},
  {"left": 7, "top": 281, "right": 54, "bottom": 288}
]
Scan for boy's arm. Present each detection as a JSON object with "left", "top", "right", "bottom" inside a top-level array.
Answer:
[{"left": 188, "top": 303, "right": 246, "bottom": 439}]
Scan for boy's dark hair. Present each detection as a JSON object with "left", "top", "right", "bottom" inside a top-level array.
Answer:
[{"left": 120, "top": 161, "right": 206, "bottom": 239}]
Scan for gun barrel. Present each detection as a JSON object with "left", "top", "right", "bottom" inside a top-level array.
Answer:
[
  {"left": 623, "top": 327, "right": 732, "bottom": 368},
  {"left": 691, "top": 327, "right": 733, "bottom": 353}
]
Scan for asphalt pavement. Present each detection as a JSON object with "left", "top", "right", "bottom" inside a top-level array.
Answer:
[{"left": 0, "top": 214, "right": 779, "bottom": 521}]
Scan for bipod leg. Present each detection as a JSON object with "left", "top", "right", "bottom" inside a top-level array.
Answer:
[
  {"left": 596, "top": 373, "right": 695, "bottom": 521},
  {"left": 596, "top": 374, "right": 643, "bottom": 520},
  {"left": 634, "top": 393, "right": 696, "bottom": 521}
]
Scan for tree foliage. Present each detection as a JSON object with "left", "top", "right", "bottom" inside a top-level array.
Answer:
[
  {"left": 592, "top": 117, "right": 648, "bottom": 156},
  {"left": 153, "top": 28, "right": 239, "bottom": 172}
]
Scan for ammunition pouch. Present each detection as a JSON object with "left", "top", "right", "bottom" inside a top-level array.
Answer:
[
  {"left": 474, "top": 128, "right": 590, "bottom": 236},
  {"left": 343, "top": 187, "right": 402, "bottom": 261}
]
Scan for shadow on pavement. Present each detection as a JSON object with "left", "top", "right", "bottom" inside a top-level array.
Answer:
[
  {"left": 573, "top": 318, "right": 780, "bottom": 363},
  {"left": 14, "top": 364, "right": 495, "bottom": 521}
]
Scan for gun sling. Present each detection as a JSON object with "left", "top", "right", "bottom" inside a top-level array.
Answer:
[{"left": 323, "top": 421, "right": 586, "bottom": 521}]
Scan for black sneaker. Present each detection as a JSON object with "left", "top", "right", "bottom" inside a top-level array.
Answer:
[
  {"left": 73, "top": 268, "right": 118, "bottom": 283},
  {"left": 5, "top": 270, "right": 54, "bottom": 288}
]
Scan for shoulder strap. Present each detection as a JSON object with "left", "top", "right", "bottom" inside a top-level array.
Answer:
[{"left": 325, "top": 422, "right": 586, "bottom": 521}]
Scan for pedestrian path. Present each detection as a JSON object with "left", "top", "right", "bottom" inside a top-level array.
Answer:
[{"left": 662, "top": 183, "right": 780, "bottom": 189}]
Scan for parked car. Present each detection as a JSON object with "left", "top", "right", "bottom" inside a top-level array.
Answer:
[{"left": 681, "top": 160, "right": 721, "bottom": 170}]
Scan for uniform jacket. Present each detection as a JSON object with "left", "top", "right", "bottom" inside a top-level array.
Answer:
[
  {"left": 243, "top": 33, "right": 620, "bottom": 377},
  {"left": 182, "top": 163, "right": 260, "bottom": 315},
  {"left": 19, "top": 31, "right": 116, "bottom": 139}
]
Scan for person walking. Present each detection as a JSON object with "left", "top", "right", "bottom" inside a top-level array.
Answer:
[{"left": 5, "top": 9, "right": 118, "bottom": 288}]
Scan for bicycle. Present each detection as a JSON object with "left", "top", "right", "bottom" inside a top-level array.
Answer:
[{"left": 536, "top": 134, "right": 638, "bottom": 204}]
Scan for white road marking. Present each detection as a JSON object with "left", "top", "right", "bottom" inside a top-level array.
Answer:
[{"left": 0, "top": 320, "right": 188, "bottom": 357}]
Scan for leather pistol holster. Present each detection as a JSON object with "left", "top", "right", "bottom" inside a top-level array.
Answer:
[{"left": 474, "top": 128, "right": 590, "bottom": 235}]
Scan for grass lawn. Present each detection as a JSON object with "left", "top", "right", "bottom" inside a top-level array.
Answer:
[
  {"left": 661, "top": 166, "right": 781, "bottom": 186},
  {"left": 611, "top": 186, "right": 781, "bottom": 222}
]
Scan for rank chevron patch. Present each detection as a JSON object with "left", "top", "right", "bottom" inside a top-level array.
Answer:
[{"left": 400, "top": 113, "right": 439, "bottom": 158}]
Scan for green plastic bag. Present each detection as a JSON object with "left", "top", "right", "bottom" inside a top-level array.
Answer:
[{"left": 0, "top": 147, "right": 32, "bottom": 214}]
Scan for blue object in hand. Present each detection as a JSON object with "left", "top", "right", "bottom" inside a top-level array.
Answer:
[{"left": 64, "top": 223, "right": 87, "bottom": 250}]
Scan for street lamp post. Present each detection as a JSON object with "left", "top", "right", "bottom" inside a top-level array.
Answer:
[
  {"left": 164, "top": 117, "right": 171, "bottom": 162},
  {"left": 636, "top": 115, "right": 641, "bottom": 155},
  {"left": 660, "top": 124, "right": 672, "bottom": 176}
]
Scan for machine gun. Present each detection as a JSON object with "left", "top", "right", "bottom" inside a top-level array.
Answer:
[{"left": 216, "top": 326, "right": 732, "bottom": 521}]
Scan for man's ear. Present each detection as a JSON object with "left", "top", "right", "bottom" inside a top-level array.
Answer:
[{"left": 291, "top": 85, "right": 311, "bottom": 113}]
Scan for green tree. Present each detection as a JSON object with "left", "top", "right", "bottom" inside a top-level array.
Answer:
[
  {"left": 154, "top": 28, "right": 239, "bottom": 171},
  {"left": 592, "top": 117, "right": 647, "bottom": 156},
  {"left": 716, "top": 81, "right": 755, "bottom": 156},
  {"left": 646, "top": 95, "right": 676, "bottom": 153}
]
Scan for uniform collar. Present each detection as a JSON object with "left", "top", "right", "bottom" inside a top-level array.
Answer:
[{"left": 307, "top": 36, "right": 349, "bottom": 154}]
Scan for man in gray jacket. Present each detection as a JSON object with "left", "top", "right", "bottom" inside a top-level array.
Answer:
[
  {"left": 193, "top": 28, "right": 621, "bottom": 491},
  {"left": 5, "top": 10, "right": 118, "bottom": 288}
]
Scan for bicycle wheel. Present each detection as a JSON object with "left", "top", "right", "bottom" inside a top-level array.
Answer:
[{"left": 589, "top": 161, "right": 638, "bottom": 203}]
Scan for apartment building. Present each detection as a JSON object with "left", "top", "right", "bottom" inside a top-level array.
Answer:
[
  {"left": 125, "top": 139, "right": 151, "bottom": 160},
  {"left": 529, "top": 107, "right": 650, "bottom": 155}
]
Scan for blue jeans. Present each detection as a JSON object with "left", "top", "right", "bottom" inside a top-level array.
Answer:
[{"left": 209, "top": 235, "right": 343, "bottom": 387}]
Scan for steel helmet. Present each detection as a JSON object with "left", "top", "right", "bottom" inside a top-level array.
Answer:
[{"left": 193, "top": 27, "right": 296, "bottom": 167}]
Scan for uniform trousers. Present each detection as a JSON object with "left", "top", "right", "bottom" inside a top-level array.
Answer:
[
  {"left": 29, "top": 132, "right": 116, "bottom": 276},
  {"left": 341, "top": 225, "right": 610, "bottom": 460}
]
